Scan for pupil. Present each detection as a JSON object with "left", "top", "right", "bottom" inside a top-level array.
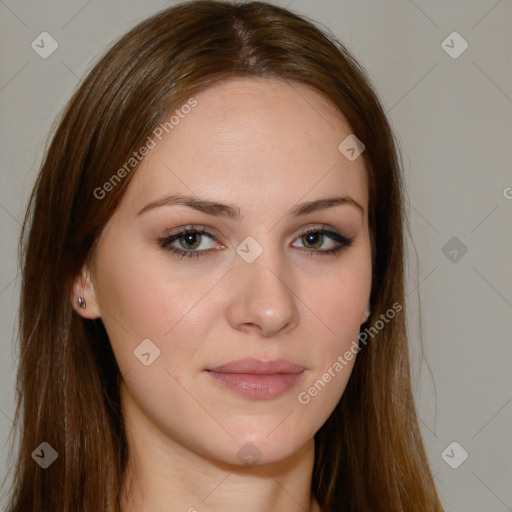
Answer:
[
  {"left": 305, "top": 232, "right": 322, "bottom": 248},
  {"left": 182, "top": 233, "right": 200, "bottom": 249}
]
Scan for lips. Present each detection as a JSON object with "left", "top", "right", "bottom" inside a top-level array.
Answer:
[
  {"left": 205, "top": 358, "right": 306, "bottom": 400},
  {"left": 207, "top": 358, "right": 306, "bottom": 374}
]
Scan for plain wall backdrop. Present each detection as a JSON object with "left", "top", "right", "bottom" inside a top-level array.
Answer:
[{"left": 0, "top": 1, "right": 511, "bottom": 510}]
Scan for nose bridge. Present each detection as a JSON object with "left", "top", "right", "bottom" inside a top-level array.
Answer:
[{"left": 226, "top": 236, "right": 300, "bottom": 336}]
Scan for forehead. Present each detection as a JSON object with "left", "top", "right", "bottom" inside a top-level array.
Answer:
[{"left": 119, "top": 77, "right": 368, "bottom": 216}]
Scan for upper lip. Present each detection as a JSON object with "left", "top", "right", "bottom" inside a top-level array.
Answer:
[{"left": 207, "top": 358, "right": 306, "bottom": 374}]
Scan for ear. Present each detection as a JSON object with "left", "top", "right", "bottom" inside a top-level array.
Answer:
[{"left": 71, "top": 265, "right": 102, "bottom": 319}]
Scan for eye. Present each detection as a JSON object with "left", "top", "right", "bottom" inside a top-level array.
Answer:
[
  {"left": 158, "top": 226, "right": 221, "bottom": 260},
  {"left": 158, "top": 225, "right": 354, "bottom": 260},
  {"left": 292, "top": 227, "right": 354, "bottom": 256}
]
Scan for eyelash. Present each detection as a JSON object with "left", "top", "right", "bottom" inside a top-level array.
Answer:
[{"left": 157, "top": 225, "right": 354, "bottom": 260}]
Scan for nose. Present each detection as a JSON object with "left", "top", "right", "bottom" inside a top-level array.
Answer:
[{"left": 225, "top": 246, "right": 300, "bottom": 338}]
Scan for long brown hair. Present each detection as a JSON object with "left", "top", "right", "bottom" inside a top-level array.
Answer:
[{"left": 5, "top": 1, "right": 444, "bottom": 510}]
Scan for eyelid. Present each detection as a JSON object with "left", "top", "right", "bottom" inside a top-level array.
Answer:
[
  {"left": 295, "top": 223, "right": 345, "bottom": 239},
  {"left": 163, "top": 224, "right": 222, "bottom": 240}
]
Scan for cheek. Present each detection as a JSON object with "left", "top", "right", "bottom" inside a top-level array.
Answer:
[
  {"left": 93, "top": 237, "right": 223, "bottom": 371},
  {"left": 95, "top": 253, "right": 172, "bottom": 339},
  {"left": 307, "top": 250, "right": 371, "bottom": 350},
  {"left": 296, "top": 246, "right": 371, "bottom": 406}
]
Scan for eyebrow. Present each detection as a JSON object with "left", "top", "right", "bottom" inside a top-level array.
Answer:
[{"left": 137, "top": 193, "right": 365, "bottom": 219}]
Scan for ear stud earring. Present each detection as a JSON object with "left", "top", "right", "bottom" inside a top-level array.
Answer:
[{"left": 77, "top": 297, "right": 86, "bottom": 309}]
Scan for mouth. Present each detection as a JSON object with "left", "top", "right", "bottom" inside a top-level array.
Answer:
[{"left": 205, "top": 358, "right": 306, "bottom": 400}]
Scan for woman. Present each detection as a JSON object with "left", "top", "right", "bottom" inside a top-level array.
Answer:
[{"left": 6, "top": 1, "right": 444, "bottom": 510}]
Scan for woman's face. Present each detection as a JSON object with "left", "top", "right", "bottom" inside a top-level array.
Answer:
[{"left": 79, "top": 77, "right": 371, "bottom": 466}]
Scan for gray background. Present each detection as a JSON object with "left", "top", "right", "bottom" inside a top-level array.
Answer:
[{"left": 0, "top": 0, "right": 511, "bottom": 510}]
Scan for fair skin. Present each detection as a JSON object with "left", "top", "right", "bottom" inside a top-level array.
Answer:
[{"left": 73, "top": 77, "right": 371, "bottom": 512}]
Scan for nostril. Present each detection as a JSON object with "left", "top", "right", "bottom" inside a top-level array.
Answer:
[{"left": 241, "top": 322, "right": 258, "bottom": 332}]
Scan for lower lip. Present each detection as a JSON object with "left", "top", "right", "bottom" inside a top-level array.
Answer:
[{"left": 206, "top": 371, "right": 305, "bottom": 400}]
